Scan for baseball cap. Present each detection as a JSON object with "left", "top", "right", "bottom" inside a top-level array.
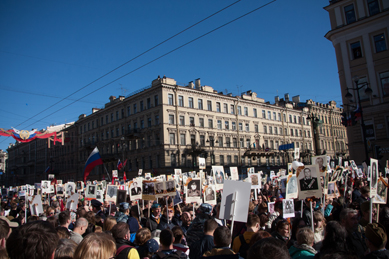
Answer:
[
  {"left": 198, "top": 203, "right": 212, "bottom": 215},
  {"left": 120, "top": 202, "right": 130, "bottom": 210},
  {"left": 151, "top": 203, "right": 160, "bottom": 209},
  {"left": 91, "top": 200, "right": 102, "bottom": 208}
]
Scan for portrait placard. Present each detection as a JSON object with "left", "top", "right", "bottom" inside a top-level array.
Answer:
[
  {"left": 76, "top": 181, "right": 84, "bottom": 191},
  {"left": 154, "top": 181, "right": 165, "bottom": 198},
  {"left": 116, "top": 190, "right": 127, "bottom": 205},
  {"left": 112, "top": 170, "right": 118, "bottom": 178},
  {"left": 198, "top": 158, "right": 206, "bottom": 170},
  {"left": 174, "top": 169, "right": 182, "bottom": 176},
  {"left": 41, "top": 180, "right": 51, "bottom": 194},
  {"left": 56, "top": 184, "right": 64, "bottom": 197},
  {"left": 66, "top": 193, "right": 79, "bottom": 212},
  {"left": 129, "top": 179, "right": 142, "bottom": 200},
  {"left": 283, "top": 199, "right": 295, "bottom": 218},
  {"left": 30, "top": 195, "right": 43, "bottom": 216},
  {"left": 57, "top": 180, "right": 63, "bottom": 185},
  {"left": 312, "top": 156, "right": 327, "bottom": 175},
  {"left": 248, "top": 173, "right": 261, "bottom": 190},
  {"left": 212, "top": 166, "right": 225, "bottom": 191},
  {"left": 203, "top": 185, "right": 216, "bottom": 205},
  {"left": 85, "top": 184, "right": 97, "bottom": 199},
  {"left": 294, "top": 148, "right": 300, "bottom": 160},
  {"left": 230, "top": 167, "right": 239, "bottom": 181},
  {"left": 165, "top": 180, "right": 176, "bottom": 196},
  {"left": 142, "top": 180, "right": 156, "bottom": 200},
  {"left": 65, "top": 182, "right": 76, "bottom": 197},
  {"left": 105, "top": 185, "right": 118, "bottom": 202},
  {"left": 138, "top": 169, "right": 143, "bottom": 176},
  {"left": 268, "top": 202, "right": 275, "bottom": 214},
  {"left": 373, "top": 178, "right": 388, "bottom": 204},
  {"left": 286, "top": 175, "right": 298, "bottom": 199},
  {"left": 297, "top": 164, "right": 322, "bottom": 200},
  {"left": 186, "top": 178, "right": 201, "bottom": 204},
  {"left": 326, "top": 181, "right": 339, "bottom": 199},
  {"left": 96, "top": 189, "right": 104, "bottom": 202},
  {"left": 370, "top": 158, "right": 379, "bottom": 197}
]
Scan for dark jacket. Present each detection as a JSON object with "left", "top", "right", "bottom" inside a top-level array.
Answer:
[
  {"left": 190, "top": 234, "right": 214, "bottom": 259},
  {"left": 157, "top": 215, "right": 177, "bottom": 231},
  {"left": 364, "top": 249, "right": 389, "bottom": 259},
  {"left": 186, "top": 213, "right": 212, "bottom": 247},
  {"left": 271, "top": 231, "right": 289, "bottom": 244},
  {"left": 346, "top": 227, "right": 368, "bottom": 259},
  {"left": 146, "top": 214, "right": 160, "bottom": 232},
  {"left": 115, "top": 238, "right": 138, "bottom": 259},
  {"left": 152, "top": 249, "right": 188, "bottom": 259}
]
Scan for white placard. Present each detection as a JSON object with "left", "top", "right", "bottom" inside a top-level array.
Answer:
[
  {"left": 219, "top": 180, "right": 251, "bottom": 223},
  {"left": 370, "top": 158, "right": 379, "bottom": 197},
  {"left": 30, "top": 195, "right": 43, "bottom": 216},
  {"left": 203, "top": 185, "right": 216, "bottom": 205},
  {"left": 212, "top": 166, "right": 225, "bottom": 191},
  {"left": 230, "top": 167, "right": 239, "bottom": 180},
  {"left": 283, "top": 199, "right": 295, "bottom": 218},
  {"left": 66, "top": 193, "right": 79, "bottom": 212},
  {"left": 186, "top": 178, "right": 202, "bottom": 204},
  {"left": 297, "top": 164, "right": 322, "bottom": 200},
  {"left": 85, "top": 184, "right": 97, "bottom": 199}
]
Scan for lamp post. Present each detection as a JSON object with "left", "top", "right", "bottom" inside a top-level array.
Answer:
[
  {"left": 206, "top": 138, "right": 218, "bottom": 165},
  {"left": 120, "top": 136, "right": 126, "bottom": 174},
  {"left": 345, "top": 77, "right": 373, "bottom": 163},
  {"left": 307, "top": 113, "right": 322, "bottom": 156}
]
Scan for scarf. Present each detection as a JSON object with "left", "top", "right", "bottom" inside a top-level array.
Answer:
[{"left": 293, "top": 241, "right": 317, "bottom": 254}]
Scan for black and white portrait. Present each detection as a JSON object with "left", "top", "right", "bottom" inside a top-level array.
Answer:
[
  {"left": 205, "top": 186, "right": 215, "bottom": 201},
  {"left": 299, "top": 167, "right": 319, "bottom": 191},
  {"left": 312, "top": 156, "right": 327, "bottom": 173},
  {"left": 65, "top": 183, "right": 75, "bottom": 197},
  {"left": 41, "top": 181, "right": 50, "bottom": 193},
  {"left": 96, "top": 190, "right": 103, "bottom": 200},
  {"left": 283, "top": 199, "right": 295, "bottom": 218},
  {"left": 106, "top": 185, "right": 118, "bottom": 201},
  {"left": 371, "top": 161, "right": 378, "bottom": 188},
  {"left": 88, "top": 185, "right": 95, "bottom": 195},
  {"left": 76, "top": 181, "right": 83, "bottom": 190},
  {"left": 142, "top": 182, "right": 155, "bottom": 195},
  {"left": 166, "top": 180, "right": 175, "bottom": 193},
  {"left": 374, "top": 178, "right": 387, "bottom": 204},
  {"left": 155, "top": 182, "right": 164, "bottom": 194},
  {"left": 187, "top": 180, "right": 201, "bottom": 197},
  {"left": 85, "top": 184, "right": 97, "bottom": 199},
  {"left": 198, "top": 158, "right": 206, "bottom": 170},
  {"left": 116, "top": 190, "right": 127, "bottom": 205},
  {"left": 131, "top": 181, "right": 142, "bottom": 195},
  {"left": 286, "top": 175, "right": 298, "bottom": 199}
]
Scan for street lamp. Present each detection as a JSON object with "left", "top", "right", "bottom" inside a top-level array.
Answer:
[
  {"left": 307, "top": 113, "right": 322, "bottom": 156},
  {"left": 344, "top": 77, "right": 373, "bottom": 163},
  {"left": 206, "top": 138, "right": 218, "bottom": 165}
]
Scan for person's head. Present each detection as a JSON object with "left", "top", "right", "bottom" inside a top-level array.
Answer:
[
  {"left": 276, "top": 220, "right": 290, "bottom": 238},
  {"left": 74, "top": 217, "right": 88, "bottom": 235},
  {"left": 190, "top": 181, "right": 197, "bottom": 190},
  {"left": 204, "top": 219, "right": 218, "bottom": 235},
  {"left": 313, "top": 211, "right": 326, "bottom": 230},
  {"left": 365, "top": 223, "right": 387, "bottom": 251},
  {"left": 248, "top": 230, "right": 272, "bottom": 246},
  {"left": 213, "top": 226, "right": 231, "bottom": 247},
  {"left": 7, "top": 220, "right": 59, "bottom": 259},
  {"left": 321, "top": 221, "right": 348, "bottom": 253},
  {"left": 46, "top": 206, "right": 55, "bottom": 217},
  {"left": 135, "top": 228, "right": 151, "bottom": 246},
  {"left": 0, "top": 219, "right": 10, "bottom": 248},
  {"left": 111, "top": 222, "right": 130, "bottom": 241},
  {"left": 247, "top": 237, "right": 290, "bottom": 259},
  {"left": 163, "top": 206, "right": 174, "bottom": 220},
  {"left": 56, "top": 226, "right": 71, "bottom": 239},
  {"left": 304, "top": 168, "right": 312, "bottom": 178},
  {"left": 58, "top": 211, "right": 71, "bottom": 227},
  {"left": 296, "top": 227, "right": 315, "bottom": 246},
  {"left": 172, "top": 226, "right": 184, "bottom": 244},
  {"left": 316, "top": 157, "right": 323, "bottom": 166},
  {"left": 55, "top": 238, "right": 77, "bottom": 259},
  {"left": 340, "top": 208, "right": 359, "bottom": 232},
  {"left": 151, "top": 203, "right": 161, "bottom": 217},
  {"left": 73, "top": 233, "right": 116, "bottom": 259},
  {"left": 159, "top": 229, "right": 174, "bottom": 249},
  {"left": 103, "top": 216, "right": 117, "bottom": 232},
  {"left": 360, "top": 186, "right": 370, "bottom": 198},
  {"left": 206, "top": 187, "right": 213, "bottom": 195},
  {"left": 354, "top": 180, "right": 363, "bottom": 189},
  {"left": 247, "top": 213, "right": 261, "bottom": 232}
]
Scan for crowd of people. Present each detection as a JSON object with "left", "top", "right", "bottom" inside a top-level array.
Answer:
[{"left": 0, "top": 164, "right": 388, "bottom": 259}]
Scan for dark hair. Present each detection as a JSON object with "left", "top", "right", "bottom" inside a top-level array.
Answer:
[
  {"left": 0, "top": 219, "right": 10, "bottom": 239},
  {"left": 111, "top": 222, "right": 129, "bottom": 240},
  {"left": 247, "top": 237, "right": 289, "bottom": 259},
  {"left": 320, "top": 221, "right": 349, "bottom": 254},
  {"left": 291, "top": 217, "right": 306, "bottom": 241},
  {"left": 172, "top": 226, "right": 184, "bottom": 244},
  {"left": 204, "top": 219, "right": 218, "bottom": 233},
  {"left": 249, "top": 231, "right": 271, "bottom": 246},
  {"left": 47, "top": 216, "right": 59, "bottom": 228},
  {"left": 7, "top": 221, "right": 59, "bottom": 259},
  {"left": 55, "top": 238, "right": 77, "bottom": 259},
  {"left": 56, "top": 226, "right": 71, "bottom": 239},
  {"left": 213, "top": 226, "right": 231, "bottom": 247},
  {"left": 58, "top": 211, "right": 70, "bottom": 226},
  {"left": 247, "top": 214, "right": 261, "bottom": 228},
  {"left": 77, "top": 208, "right": 87, "bottom": 219},
  {"left": 360, "top": 186, "right": 370, "bottom": 195},
  {"left": 135, "top": 228, "right": 151, "bottom": 246},
  {"left": 160, "top": 229, "right": 174, "bottom": 247}
]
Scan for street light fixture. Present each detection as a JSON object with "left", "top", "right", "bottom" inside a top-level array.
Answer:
[
  {"left": 344, "top": 77, "right": 373, "bottom": 163},
  {"left": 306, "top": 113, "right": 322, "bottom": 156}
]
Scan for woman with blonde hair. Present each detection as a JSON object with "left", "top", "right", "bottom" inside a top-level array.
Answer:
[
  {"left": 313, "top": 211, "right": 326, "bottom": 250},
  {"left": 103, "top": 215, "right": 117, "bottom": 232},
  {"left": 73, "top": 232, "right": 116, "bottom": 259}
]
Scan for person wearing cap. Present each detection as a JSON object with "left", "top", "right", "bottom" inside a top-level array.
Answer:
[
  {"left": 364, "top": 223, "right": 389, "bottom": 259},
  {"left": 146, "top": 203, "right": 161, "bottom": 232},
  {"left": 91, "top": 199, "right": 106, "bottom": 221},
  {"left": 116, "top": 202, "right": 130, "bottom": 223}
]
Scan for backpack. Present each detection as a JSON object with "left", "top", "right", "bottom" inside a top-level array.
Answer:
[
  {"left": 238, "top": 234, "right": 250, "bottom": 259},
  {"left": 156, "top": 250, "right": 183, "bottom": 259},
  {"left": 116, "top": 245, "right": 134, "bottom": 257}
]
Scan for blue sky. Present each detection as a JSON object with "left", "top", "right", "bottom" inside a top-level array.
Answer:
[{"left": 0, "top": 0, "right": 339, "bottom": 152}]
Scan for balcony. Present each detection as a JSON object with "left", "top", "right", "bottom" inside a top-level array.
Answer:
[{"left": 126, "top": 129, "right": 142, "bottom": 139}]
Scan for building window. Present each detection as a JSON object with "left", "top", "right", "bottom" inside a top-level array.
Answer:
[
  {"left": 232, "top": 122, "right": 236, "bottom": 130},
  {"left": 180, "top": 116, "right": 185, "bottom": 126},
  {"left": 169, "top": 115, "right": 174, "bottom": 125},
  {"left": 178, "top": 95, "right": 184, "bottom": 107},
  {"left": 344, "top": 4, "right": 356, "bottom": 24},
  {"left": 218, "top": 137, "right": 223, "bottom": 147},
  {"left": 140, "top": 101, "right": 144, "bottom": 112},
  {"left": 238, "top": 106, "right": 242, "bottom": 115},
  {"left": 180, "top": 134, "right": 186, "bottom": 145},
  {"left": 133, "top": 104, "right": 137, "bottom": 114},
  {"left": 246, "top": 138, "right": 250, "bottom": 148},
  {"left": 200, "top": 135, "right": 205, "bottom": 146},
  {"left": 230, "top": 105, "right": 235, "bottom": 114},
  {"left": 255, "top": 124, "right": 258, "bottom": 133},
  {"left": 269, "top": 126, "right": 272, "bottom": 134},
  {"left": 155, "top": 115, "right": 159, "bottom": 125},
  {"left": 264, "top": 126, "right": 267, "bottom": 134},
  {"left": 168, "top": 94, "right": 173, "bottom": 105},
  {"left": 239, "top": 123, "right": 243, "bottom": 131},
  {"left": 190, "top": 134, "right": 195, "bottom": 145},
  {"left": 190, "top": 117, "right": 195, "bottom": 126},
  {"left": 268, "top": 111, "right": 271, "bottom": 119},
  {"left": 154, "top": 95, "right": 159, "bottom": 106},
  {"left": 207, "top": 100, "right": 212, "bottom": 111},
  {"left": 220, "top": 155, "right": 224, "bottom": 165},
  {"left": 198, "top": 99, "right": 203, "bottom": 110},
  {"left": 244, "top": 107, "right": 248, "bottom": 116},
  {"left": 245, "top": 123, "right": 249, "bottom": 132},
  {"left": 171, "top": 154, "right": 176, "bottom": 167},
  {"left": 127, "top": 106, "right": 131, "bottom": 116},
  {"left": 240, "top": 138, "right": 244, "bottom": 147},
  {"left": 140, "top": 120, "right": 144, "bottom": 129},
  {"left": 216, "top": 102, "right": 221, "bottom": 112},
  {"left": 351, "top": 41, "right": 362, "bottom": 59},
  {"left": 295, "top": 129, "right": 298, "bottom": 136},
  {"left": 226, "top": 137, "right": 231, "bottom": 147},
  {"left": 233, "top": 138, "right": 237, "bottom": 147},
  {"left": 223, "top": 103, "right": 228, "bottom": 113},
  {"left": 380, "top": 71, "right": 389, "bottom": 96},
  {"left": 147, "top": 98, "right": 151, "bottom": 109},
  {"left": 368, "top": 0, "right": 380, "bottom": 16},
  {"left": 290, "top": 129, "right": 294, "bottom": 136},
  {"left": 199, "top": 118, "right": 204, "bottom": 128},
  {"left": 188, "top": 97, "right": 194, "bottom": 108},
  {"left": 217, "top": 120, "right": 221, "bottom": 129},
  {"left": 209, "top": 119, "right": 214, "bottom": 129},
  {"left": 293, "top": 115, "right": 297, "bottom": 123},
  {"left": 289, "top": 115, "right": 292, "bottom": 123},
  {"left": 283, "top": 114, "right": 286, "bottom": 122},
  {"left": 225, "top": 121, "right": 229, "bottom": 130},
  {"left": 374, "top": 34, "right": 387, "bottom": 53},
  {"left": 227, "top": 155, "right": 231, "bottom": 165},
  {"left": 262, "top": 110, "right": 266, "bottom": 118},
  {"left": 280, "top": 127, "right": 283, "bottom": 135},
  {"left": 111, "top": 113, "right": 114, "bottom": 122},
  {"left": 273, "top": 112, "right": 276, "bottom": 120},
  {"left": 169, "top": 133, "right": 175, "bottom": 144},
  {"left": 264, "top": 140, "right": 268, "bottom": 148},
  {"left": 253, "top": 108, "right": 257, "bottom": 118},
  {"left": 274, "top": 127, "right": 278, "bottom": 135},
  {"left": 148, "top": 118, "right": 152, "bottom": 127},
  {"left": 234, "top": 155, "right": 238, "bottom": 165},
  {"left": 278, "top": 113, "right": 281, "bottom": 121}
]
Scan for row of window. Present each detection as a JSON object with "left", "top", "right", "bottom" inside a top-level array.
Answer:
[
  {"left": 344, "top": 0, "right": 381, "bottom": 25},
  {"left": 319, "top": 126, "right": 346, "bottom": 138}
]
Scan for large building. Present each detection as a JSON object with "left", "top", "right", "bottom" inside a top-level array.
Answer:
[
  {"left": 5, "top": 76, "right": 348, "bottom": 185},
  {"left": 324, "top": 0, "right": 389, "bottom": 166}
]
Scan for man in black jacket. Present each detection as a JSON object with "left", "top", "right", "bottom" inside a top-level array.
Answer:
[{"left": 111, "top": 222, "right": 140, "bottom": 259}]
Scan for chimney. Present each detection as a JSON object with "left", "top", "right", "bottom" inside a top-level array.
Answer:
[
  {"left": 188, "top": 81, "right": 194, "bottom": 88},
  {"left": 195, "top": 78, "right": 201, "bottom": 89},
  {"left": 292, "top": 95, "right": 300, "bottom": 103},
  {"left": 109, "top": 96, "right": 116, "bottom": 102},
  {"left": 275, "top": 96, "right": 280, "bottom": 103},
  {"left": 284, "top": 93, "right": 289, "bottom": 102}
]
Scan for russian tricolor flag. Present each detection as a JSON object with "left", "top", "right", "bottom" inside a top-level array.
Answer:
[{"left": 83, "top": 147, "right": 103, "bottom": 182}]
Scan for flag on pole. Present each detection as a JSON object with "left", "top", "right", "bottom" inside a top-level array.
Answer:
[
  {"left": 45, "top": 166, "right": 51, "bottom": 173},
  {"left": 117, "top": 159, "right": 123, "bottom": 170},
  {"left": 83, "top": 147, "right": 103, "bottom": 182},
  {"left": 122, "top": 159, "right": 127, "bottom": 169},
  {"left": 123, "top": 171, "right": 127, "bottom": 182}
]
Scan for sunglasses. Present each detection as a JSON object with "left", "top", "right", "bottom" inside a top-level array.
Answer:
[{"left": 168, "top": 210, "right": 174, "bottom": 213}]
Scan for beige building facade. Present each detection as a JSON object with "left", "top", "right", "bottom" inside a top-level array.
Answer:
[{"left": 324, "top": 0, "right": 389, "bottom": 165}]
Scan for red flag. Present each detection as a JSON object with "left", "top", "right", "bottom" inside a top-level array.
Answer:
[
  {"left": 117, "top": 159, "right": 123, "bottom": 170},
  {"left": 123, "top": 171, "right": 127, "bottom": 182}
]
